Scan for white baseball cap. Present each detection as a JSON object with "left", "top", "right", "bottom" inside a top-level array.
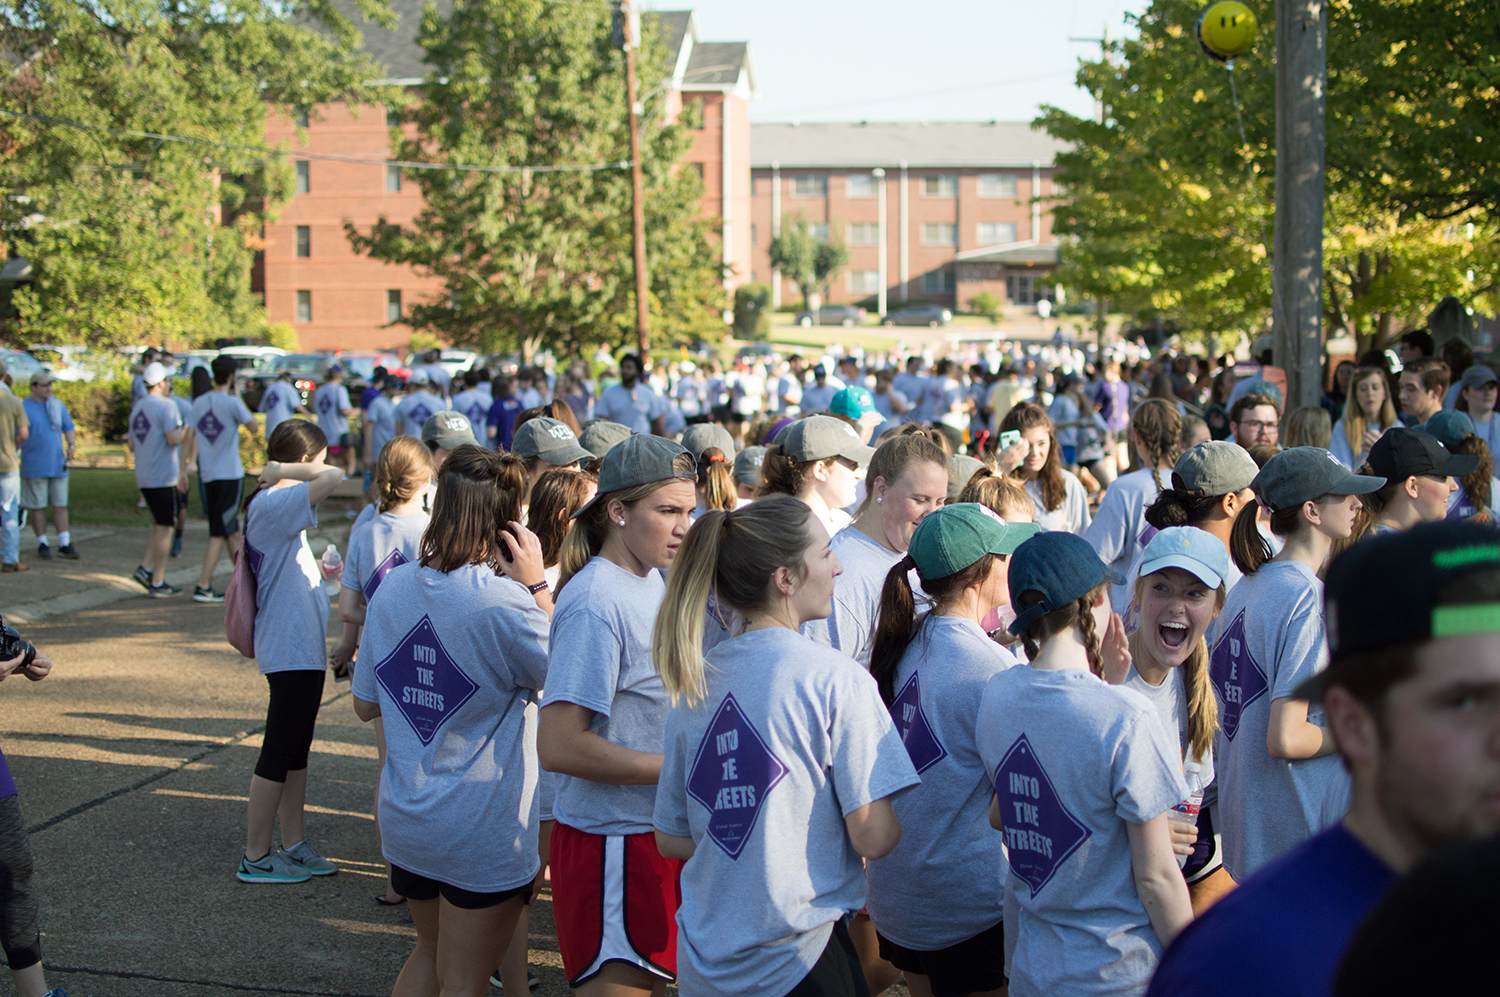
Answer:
[{"left": 141, "top": 362, "right": 169, "bottom": 386}]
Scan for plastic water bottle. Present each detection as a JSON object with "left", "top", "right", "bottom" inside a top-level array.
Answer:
[
  {"left": 319, "top": 544, "right": 343, "bottom": 597},
  {"left": 1171, "top": 758, "right": 1206, "bottom": 869}
]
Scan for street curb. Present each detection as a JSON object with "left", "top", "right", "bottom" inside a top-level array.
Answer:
[{"left": 1, "top": 560, "right": 234, "bottom": 624}]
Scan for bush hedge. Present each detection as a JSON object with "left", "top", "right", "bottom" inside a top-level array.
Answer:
[{"left": 49, "top": 376, "right": 268, "bottom": 470}]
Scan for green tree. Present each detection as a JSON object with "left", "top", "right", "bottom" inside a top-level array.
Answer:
[
  {"left": 767, "top": 214, "right": 851, "bottom": 311},
  {"left": 0, "top": 0, "right": 393, "bottom": 347},
  {"left": 345, "top": 0, "right": 726, "bottom": 362}
]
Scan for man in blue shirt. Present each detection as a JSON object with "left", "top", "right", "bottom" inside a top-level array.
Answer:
[
  {"left": 1149, "top": 522, "right": 1500, "bottom": 997},
  {"left": 19, "top": 372, "right": 77, "bottom": 560}
]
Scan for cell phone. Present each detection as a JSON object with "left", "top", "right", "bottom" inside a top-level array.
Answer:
[{"left": 1000, "top": 430, "right": 1021, "bottom": 451}]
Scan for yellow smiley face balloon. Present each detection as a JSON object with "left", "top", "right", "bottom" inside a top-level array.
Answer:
[{"left": 1197, "top": 1, "right": 1258, "bottom": 61}]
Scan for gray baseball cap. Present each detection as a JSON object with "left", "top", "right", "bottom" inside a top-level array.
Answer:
[
  {"left": 947, "top": 454, "right": 985, "bottom": 501},
  {"left": 1460, "top": 365, "right": 1498, "bottom": 391},
  {"left": 513, "top": 417, "right": 592, "bottom": 466},
  {"left": 779, "top": 415, "right": 875, "bottom": 467},
  {"left": 421, "top": 410, "right": 478, "bottom": 451},
  {"left": 578, "top": 420, "right": 633, "bottom": 458},
  {"left": 571, "top": 434, "right": 694, "bottom": 519},
  {"left": 734, "top": 445, "right": 766, "bottom": 488},
  {"left": 681, "top": 423, "right": 735, "bottom": 462},
  {"left": 1252, "top": 446, "right": 1385, "bottom": 512},
  {"left": 1174, "top": 440, "right": 1260, "bottom": 496}
]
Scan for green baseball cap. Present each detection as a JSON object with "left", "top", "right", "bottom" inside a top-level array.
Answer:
[{"left": 908, "top": 503, "right": 1039, "bottom": 580}]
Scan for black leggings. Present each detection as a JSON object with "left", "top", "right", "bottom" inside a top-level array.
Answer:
[
  {"left": 254, "top": 670, "right": 326, "bottom": 782},
  {"left": 0, "top": 795, "right": 40, "bottom": 971}
]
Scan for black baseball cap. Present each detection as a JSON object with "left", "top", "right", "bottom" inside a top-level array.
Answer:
[
  {"left": 1007, "top": 531, "right": 1124, "bottom": 635},
  {"left": 1368, "top": 428, "right": 1479, "bottom": 482},
  {"left": 1294, "top": 521, "right": 1500, "bottom": 701}
]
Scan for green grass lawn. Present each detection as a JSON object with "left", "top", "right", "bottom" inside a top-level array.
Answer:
[{"left": 67, "top": 468, "right": 156, "bottom": 527}]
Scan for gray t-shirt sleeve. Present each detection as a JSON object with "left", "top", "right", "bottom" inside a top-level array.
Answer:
[
  {"left": 342, "top": 525, "right": 367, "bottom": 593},
  {"left": 828, "top": 668, "right": 921, "bottom": 815},
  {"left": 1271, "top": 596, "right": 1327, "bottom": 701},
  {"left": 495, "top": 594, "right": 551, "bottom": 692},
  {"left": 1111, "top": 707, "right": 1190, "bottom": 824},
  {"left": 1083, "top": 481, "right": 1131, "bottom": 565},
  {"left": 653, "top": 709, "right": 692, "bottom": 837},
  {"left": 541, "top": 605, "right": 623, "bottom": 716}
]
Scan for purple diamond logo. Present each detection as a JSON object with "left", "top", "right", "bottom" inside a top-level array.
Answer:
[
  {"left": 890, "top": 672, "right": 948, "bottom": 774},
  {"left": 318, "top": 393, "right": 334, "bottom": 413},
  {"left": 463, "top": 401, "right": 488, "bottom": 425},
  {"left": 995, "top": 734, "right": 1091, "bottom": 896},
  {"left": 131, "top": 410, "right": 151, "bottom": 444},
  {"left": 1209, "top": 611, "right": 1268, "bottom": 741},
  {"left": 364, "top": 549, "right": 408, "bottom": 600},
  {"left": 197, "top": 409, "right": 227, "bottom": 444},
  {"left": 406, "top": 403, "right": 432, "bottom": 430},
  {"left": 1137, "top": 524, "right": 1159, "bottom": 549},
  {"left": 373, "top": 615, "right": 478, "bottom": 746},
  {"left": 686, "top": 694, "right": 787, "bottom": 859},
  {"left": 242, "top": 537, "right": 264, "bottom": 577}
]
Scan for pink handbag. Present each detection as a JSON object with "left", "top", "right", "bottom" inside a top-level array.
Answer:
[{"left": 224, "top": 510, "right": 257, "bottom": 658}]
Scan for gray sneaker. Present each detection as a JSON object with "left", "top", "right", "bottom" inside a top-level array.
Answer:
[
  {"left": 281, "top": 840, "right": 338, "bottom": 876},
  {"left": 237, "top": 850, "right": 311, "bottom": 884}
]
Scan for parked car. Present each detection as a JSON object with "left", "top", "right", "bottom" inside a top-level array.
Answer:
[
  {"left": 0, "top": 350, "right": 44, "bottom": 384},
  {"left": 218, "top": 345, "right": 287, "bottom": 370},
  {"left": 334, "top": 350, "right": 409, "bottom": 396},
  {"left": 795, "top": 304, "right": 866, "bottom": 328},
  {"left": 239, "top": 353, "right": 335, "bottom": 410},
  {"left": 26, "top": 344, "right": 101, "bottom": 382},
  {"left": 882, "top": 304, "right": 953, "bottom": 328},
  {"left": 434, "top": 350, "right": 478, "bottom": 379}
]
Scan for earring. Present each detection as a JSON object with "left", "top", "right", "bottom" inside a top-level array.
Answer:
[
  {"left": 876, "top": 497, "right": 883, "bottom": 503},
  {"left": 617, "top": 520, "right": 625, "bottom": 526}
]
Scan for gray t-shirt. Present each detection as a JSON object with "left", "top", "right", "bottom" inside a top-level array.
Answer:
[
  {"left": 354, "top": 561, "right": 549, "bottom": 892},
  {"left": 366, "top": 394, "right": 398, "bottom": 458},
  {"left": 654, "top": 627, "right": 920, "bottom": 997},
  {"left": 976, "top": 667, "right": 1187, "bottom": 997},
  {"left": 191, "top": 391, "right": 254, "bottom": 483},
  {"left": 396, "top": 390, "right": 446, "bottom": 439},
  {"left": 259, "top": 380, "right": 301, "bottom": 436},
  {"left": 129, "top": 394, "right": 183, "bottom": 488},
  {"left": 541, "top": 557, "right": 669, "bottom": 835},
  {"left": 312, "top": 382, "right": 352, "bottom": 442},
  {"left": 243, "top": 483, "right": 328, "bottom": 674},
  {"left": 1208, "top": 559, "right": 1348, "bottom": 881},
  {"left": 1025, "top": 471, "right": 1093, "bottom": 535},
  {"left": 801, "top": 527, "right": 903, "bottom": 668},
  {"left": 866, "top": 616, "right": 1017, "bottom": 950},
  {"left": 344, "top": 510, "right": 430, "bottom": 602},
  {"left": 1083, "top": 469, "right": 1165, "bottom": 612}
]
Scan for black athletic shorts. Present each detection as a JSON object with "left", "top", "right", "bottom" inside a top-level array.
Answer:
[
  {"left": 140, "top": 486, "right": 180, "bottom": 527},
  {"left": 203, "top": 479, "right": 243, "bottom": 538},
  {"left": 389, "top": 864, "right": 533, "bottom": 910},
  {"left": 783, "top": 920, "right": 868, "bottom": 997},
  {"left": 877, "top": 919, "right": 1007, "bottom": 997}
]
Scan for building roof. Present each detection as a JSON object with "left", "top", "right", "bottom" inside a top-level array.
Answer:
[
  {"left": 684, "top": 41, "right": 748, "bottom": 87},
  {"left": 751, "top": 121, "right": 1068, "bottom": 169},
  {"left": 324, "top": 0, "right": 450, "bottom": 83}
]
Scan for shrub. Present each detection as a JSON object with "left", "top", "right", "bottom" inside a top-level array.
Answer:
[
  {"left": 50, "top": 377, "right": 132, "bottom": 442},
  {"left": 733, "top": 283, "right": 772, "bottom": 340},
  {"left": 969, "top": 291, "right": 1004, "bottom": 321}
]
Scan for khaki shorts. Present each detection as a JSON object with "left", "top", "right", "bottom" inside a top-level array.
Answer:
[{"left": 19, "top": 476, "right": 67, "bottom": 510}]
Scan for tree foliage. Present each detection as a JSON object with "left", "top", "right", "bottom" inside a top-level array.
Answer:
[
  {"left": 345, "top": 0, "right": 726, "bottom": 362},
  {"left": 0, "top": 0, "right": 393, "bottom": 347},
  {"left": 1040, "top": 0, "right": 1499, "bottom": 354},
  {"left": 766, "top": 214, "right": 850, "bottom": 311}
]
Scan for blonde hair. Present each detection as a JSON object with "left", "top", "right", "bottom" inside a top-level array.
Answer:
[
  {"left": 1127, "top": 574, "right": 1224, "bottom": 763},
  {"left": 556, "top": 452, "right": 696, "bottom": 593},
  {"left": 1284, "top": 406, "right": 1332, "bottom": 450},
  {"left": 1015, "top": 580, "right": 1110, "bottom": 678},
  {"left": 1341, "top": 367, "right": 1397, "bottom": 458},
  {"left": 374, "top": 435, "right": 431, "bottom": 513},
  {"left": 956, "top": 466, "right": 1033, "bottom": 521},
  {"left": 653, "top": 496, "right": 816, "bottom": 706}
]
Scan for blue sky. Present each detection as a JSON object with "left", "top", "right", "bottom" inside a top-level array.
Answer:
[{"left": 650, "top": 0, "right": 1151, "bottom": 123}]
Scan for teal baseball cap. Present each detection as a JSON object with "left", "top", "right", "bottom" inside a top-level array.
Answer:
[
  {"left": 908, "top": 503, "right": 1039, "bottom": 581},
  {"left": 1008, "top": 531, "right": 1124, "bottom": 634},
  {"left": 1137, "top": 526, "right": 1230, "bottom": 590}
]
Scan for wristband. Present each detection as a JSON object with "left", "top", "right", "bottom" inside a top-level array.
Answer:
[{"left": 525, "top": 580, "right": 549, "bottom": 595}]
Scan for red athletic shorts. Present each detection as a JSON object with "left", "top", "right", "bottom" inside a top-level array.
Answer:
[{"left": 550, "top": 821, "right": 683, "bottom": 986}]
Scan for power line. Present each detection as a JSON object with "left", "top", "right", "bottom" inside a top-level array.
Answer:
[{"left": 0, "top": 108, "right": 629, "bottom": 174}]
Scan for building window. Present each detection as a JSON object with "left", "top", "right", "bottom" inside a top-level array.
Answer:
[
  {"left": 922, "top": 270, "right": 955, "bottom": 293},
  {"left": 295, "top": 160, "right": 310, "bottom": 194},
  {"left": 386, "top": 106, "right": 401, "bottom": 127},
  {"left": 296, "top": 290, "right": 312, "bottom": 322},
  {"left": 294, "top": 107, "right": 309, "bottom": 128},
  {"left": 921, "top": 223, "right": 957, "bottom": 246},
  {"left": 848, "top": 270, "right": 882, "bottom": 293},
  {"left": 922, "top": 175, "right": 957, "bottom": 198},
  {"left": 750, "top": 223, "right": 756, "bottom": 246},
  {"left": 295, "top": 226, "right": 310, "bottom": 258},
  {"left": 386, "top": 164, "right": 402, "bottom": 193},
  {"left": 977, "top": 222, "right": 1018, "bottom": 245},
  {"left": 848, "top": 222, "right": 879, "bottom": 246},
  {"left": 847, "top": 174, "right": 877, "bottom": 199},
  {"left": 978, "top": 174, "right": 1017, "bottom": 198},
  {"left": 1007, "top": 274, "right": 1054, "bottom": 305},
  {"left": 791, "top": 175, "right": 828, "bottom": 197},
  {"left": 387, "top": 289, "right": 403, "bottom": 323}
]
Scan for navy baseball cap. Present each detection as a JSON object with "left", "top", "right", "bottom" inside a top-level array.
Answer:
[{"left": 1007, "top": 531, "right": 1124, "bottom": 635}]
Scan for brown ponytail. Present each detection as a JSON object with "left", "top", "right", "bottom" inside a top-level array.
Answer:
[
  {"left": 374, "top": 435, "right": 431, "bottom": 513},
  {"left": 697, "top": 448, "right": 737, "bottom": 513},
  {"left": 870, "top": 552, "right": 998, "bottom": 705},
  {"left": 1131, "top": 399, "right": 1182, "bottom": 494},
  {"left": 1228, "top": 500, "right": 1272, "bottom": 575}
]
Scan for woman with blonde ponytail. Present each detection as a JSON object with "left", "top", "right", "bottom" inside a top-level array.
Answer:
[
  {"left": 536, "top": 435, "right": 698, "bottom": 997},
  {"left": 652, "top": 495, "right": 920, "bottom": 997},
  {"left": 977, "top": 531, "right": 1193, "bottom": 996},
  {"left": 1123, "top": 528, "right": 1231, "bottom": 914},
  {"left": 863, "top": 505, "right": 1038, "bottom": 997}
]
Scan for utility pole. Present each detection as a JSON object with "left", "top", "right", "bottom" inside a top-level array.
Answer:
[
  {"left": 1273, "top": 0, "right": 1327, "bottom": 410},
  {"left": 618, "top": 0, "right": 651, "bottom": 363}
]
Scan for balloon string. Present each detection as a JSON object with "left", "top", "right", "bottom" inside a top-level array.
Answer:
[{"left": 1227, "top": 60, "right": 1281, "bottom": 342}]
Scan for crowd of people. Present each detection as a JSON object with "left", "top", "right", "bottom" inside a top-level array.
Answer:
[{"left": 85, "top": 333, "right": 1500, "bottom": 997}]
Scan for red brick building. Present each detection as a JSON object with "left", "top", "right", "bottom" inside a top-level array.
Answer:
[
  {"left": 748, "top": 122, "right": 1068, "bottom": 315},
  {"left": 259, "top": 5, "right": 756, "bottom": 351}
]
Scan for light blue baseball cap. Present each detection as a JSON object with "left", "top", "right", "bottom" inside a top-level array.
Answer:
[{"left": 1137, "top": 526, "right": 1230, "bottom": 590}]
